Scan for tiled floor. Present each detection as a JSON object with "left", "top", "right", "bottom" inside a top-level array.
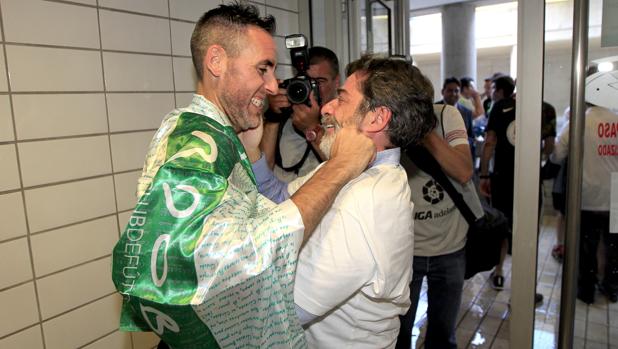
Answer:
[{"left": 409, "top": 213, "right": 618, "bottom": 348}]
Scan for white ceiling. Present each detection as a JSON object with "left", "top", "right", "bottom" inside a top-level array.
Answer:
[{"left": 410, "top": 0, "right": 476, "bottom": 11}]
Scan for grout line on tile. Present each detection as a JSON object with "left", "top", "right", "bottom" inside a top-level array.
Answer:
[
  {"left": 28, "top": 212, "right": 118, "bottom": 237},
  {"left": 0, "top": 1, "right": 49, "bottom": 347},
  {"left": 35, "top": 254, "right": 112, "bottom": 282},
  {"left": 0, "top": 254, "right": 112, "bottom": 293},
  {"left": 40, "top": 291, "right": 117, "bottom": 323},
  {"left": 12, "top": 129, "right": 157, "bottom": 144},
  {"left": 0, "top": 169, "right": 140, "bottom": 195},
  {"left": 76, "top": 329, "right": 121, "bottom": 349},
  {"left": 7, "top": 90, "right": 189, "bottom": 95},
  {"left": 95, "top": 0, "right": 122, "bottom": 244},
  {"left": 4, "top": 41, "right": 180, "bottom": 58},
  {"left": 0, "top": 323, "right": 41, "bottom": 342},
  {"left": 167, "top": 0, "right": 178, "bottom": 109}
]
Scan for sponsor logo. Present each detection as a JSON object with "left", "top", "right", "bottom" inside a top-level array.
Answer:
[
  {"left": 422, "top": 179, "right": 444, "bottom": 204},
  {"left": 140, "top": 304, "right": 180, "bottom": 335}
]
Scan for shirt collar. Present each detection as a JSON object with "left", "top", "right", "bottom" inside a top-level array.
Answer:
[
  {"left": 189, "top": 94, "right": 233, "bottom": 127},
  {"left": 370, "top": 147, "right": 401, "bottom": 168}
]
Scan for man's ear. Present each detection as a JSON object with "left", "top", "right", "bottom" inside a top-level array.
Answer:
[
  {"left": 204, "top": 45, "right": 227, "bottom": 78},
  {"left": 365, "top": 106, "right": 392, "bottom": 132}
]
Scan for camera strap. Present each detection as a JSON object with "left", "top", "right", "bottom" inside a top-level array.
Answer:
[{"left": 274, "top": 122, "right": 323, "bottom": 175}]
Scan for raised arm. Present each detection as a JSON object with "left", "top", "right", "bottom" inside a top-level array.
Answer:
[
  {"left": 239, "top": 122, "right": 375, "bottom": 244},
  {"left": 290, "top": 127, "right": 375, "bottom": 243},
  {"left": 423, "top": 132, "right": 473, "bottom": 184}
]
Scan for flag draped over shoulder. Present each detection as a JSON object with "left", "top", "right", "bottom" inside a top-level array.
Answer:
[{"left": 112, "top": 112, "right": 306, "bottom": 348}]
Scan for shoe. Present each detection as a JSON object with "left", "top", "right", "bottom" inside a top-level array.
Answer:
[
  {"left": 491, "top": 273, "right": 504, "bottom": 290},
  {"left": 577, "top": 286, "right": 595, "bottom": 304},
  {"left": 599, "top": 283, "right": 618, "bottom": 303},
  {"left": 535, "top": 293, "right": 544, "bottom": 306},
  {"left": 551, "top": 244, "right": 564, "bottom": 263}
]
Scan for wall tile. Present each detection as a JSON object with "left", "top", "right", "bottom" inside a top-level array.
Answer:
[
  {"left": 0, "top": 96, "right": 13, "bottom": 142},
  {"left": 99, "top": 0, "right": 168, "bottom": 16},
  {"left": 100, "top": 10, "right": 171, "bottom": 54},
  {"left": 0, "top": 238, "right": 32, "bottom": 290},
  {"left": 169, "top": 0, "right": 221, "bottom": 21},
  {"left": 67, "top": 0, "right": 96, "bottom": 4},
  {"left": 6, "top": 45, "right": 103, "bottom": 92},
  {"left": 25, "top": 176, "right": 116, "bottom": 233},
  {"left": 118, "top": 210, "right": 132, "bottom": 233},
  {"left": 2, "top": 0, "right": 100, "bottom": 48},
  {"left": 266, "top": 7, "right": 299, "bottom": 37},
  {"left": 173, "top": 57, "right": 198, "bottom": 91},
  {"left": 0, "top": 144, "right": 20, "bottom": 191},
  {"left": 42, "top": 294, "right": 121, "bottom": 349},
  {"left": 37, "top": 257, "right": 115, "bottom": 319},
  {"left": 0, "top": 46, "right": 8, "bottom": 92},
  {"left": 275, "top": 36, "right": 292, "bottom": 65},
  {"left": 110, "top": 131, "right": 153, "bottom": 172},
  {"left": 103, "top": 52, "right": 173, "bottom": 91},
  {"left": 254, "top": 3, "right": 267, "bottom": 15},
  {"left": 12, "top": 94, "right": 108, "bottom": 140},
  {"left": 171, "top": 20, "right": 194, "bottom": 56},
  {"left": 83, "top": 330, "right": 132, "bottom": 349},
  {"left": 18, "top": 136, "right": 112, "bottom": 187},
  {"left": 176, "top": 93, "right": 195, "bottom": 107},
  {"left": 114, "top": 171, "right": 140, "bottom": 211},
  {"left": 132, "top": 331, "right": 161, "bottom": 349},
  {"left": 0, "top": 282, "right": 39, "bottom": 337},
  {"left": 0, "top": 325, "right": 44, "bottom": 349},
  {"left": 276, "top": 64, "right": 294, "bottom": 80},
  {"left": 107, "top": 93, "right": 173, "bottom": 132},
  {"left": 266, "top": 0, "right": 298, "bottom": 12},
  {"left": 0, "top": 192, "right": 27, "bottom": 241},
  {"left": 31, "top": 216, "right": 118, "bottom": 277}
]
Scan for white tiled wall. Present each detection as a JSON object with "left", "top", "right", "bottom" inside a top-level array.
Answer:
[{"left": 0, "top": 0, "right": 301, "bottom": 348}]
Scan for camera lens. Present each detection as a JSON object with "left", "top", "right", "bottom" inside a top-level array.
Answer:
[{"left": 287, "top": 79, "right": 310, "bottom": 105}]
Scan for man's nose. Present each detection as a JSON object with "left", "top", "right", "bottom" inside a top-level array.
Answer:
[
  {"left": 320, "top": 98, "right": 336, "bottom": 116},
  {"left": 264, "top": 72, "right": 278, "bottom": 95}
]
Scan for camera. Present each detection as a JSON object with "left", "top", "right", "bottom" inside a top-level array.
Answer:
[{"left": 279, "top": 34, "right": 321, "bottom": 107}]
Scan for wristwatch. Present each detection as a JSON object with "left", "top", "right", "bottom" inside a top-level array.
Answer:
[{"left": 305, "top": 129, "right": 317, "bottom": 142}]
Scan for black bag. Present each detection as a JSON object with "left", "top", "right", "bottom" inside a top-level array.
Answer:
[{"left": 463, "top": 202, "right": 510, "bottom": 279}]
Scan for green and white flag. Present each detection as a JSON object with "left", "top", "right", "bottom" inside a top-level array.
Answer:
[{"left": 112, "top": 111, "right": 306, "bottom": 348}]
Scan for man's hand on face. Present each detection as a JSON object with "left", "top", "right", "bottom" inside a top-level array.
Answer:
[
  {"left": 268, "top": 81, "right": 291, "bottom": 114},
  {"left": 328, "top": 126, "right": 376, "bottom": 179},
  {"left": 291, "top": 91, "right": 321, "bottom": 133},
  {"left": 237, "top": 117, "right": 263, "bottom": 163}
]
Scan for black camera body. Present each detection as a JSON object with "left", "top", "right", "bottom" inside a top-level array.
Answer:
[{"left": 280, "top": 34, "right": 321, "bottom": 107}]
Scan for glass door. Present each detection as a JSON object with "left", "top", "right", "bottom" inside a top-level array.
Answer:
[{"left": 360, "top": 0, "right": 393, "bottom": 54}]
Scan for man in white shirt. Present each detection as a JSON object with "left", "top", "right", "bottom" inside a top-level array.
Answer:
[
  {"left": 243, "top": 55, "right": 437, "bottom": 348},
  {"left": 551, "top": 104, "right": 618, "bottom": 304}
]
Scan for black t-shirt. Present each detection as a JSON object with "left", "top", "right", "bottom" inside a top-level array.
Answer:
[
  {"left": 483, "top": 98, "right": 492, "bottom": 116},
  {"left": 486, "top": 97, "right": 516, "bottom": 178}
]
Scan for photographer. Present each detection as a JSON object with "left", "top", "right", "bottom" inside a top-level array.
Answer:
[{"left": 263, "top": 46, "right": 340, "bottom": 182}]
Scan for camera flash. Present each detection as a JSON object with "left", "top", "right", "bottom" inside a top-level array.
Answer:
[{"left": 285, "top": 34, "right": 306, "bottom": 49}]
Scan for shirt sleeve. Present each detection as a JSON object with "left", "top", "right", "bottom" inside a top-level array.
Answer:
[
  {"left": 252, "top": 154, "right": 290, "bottom": 204},
  {"left": 441, "top": 105, "right": 469, "bottom": 147},
  {"left": 295, "top": 303, "right": 318, "bottom": 326}
]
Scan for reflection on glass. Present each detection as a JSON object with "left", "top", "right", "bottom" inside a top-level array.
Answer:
[{"left": 359, "top": 0, "right": 391, "bottom": 54}]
